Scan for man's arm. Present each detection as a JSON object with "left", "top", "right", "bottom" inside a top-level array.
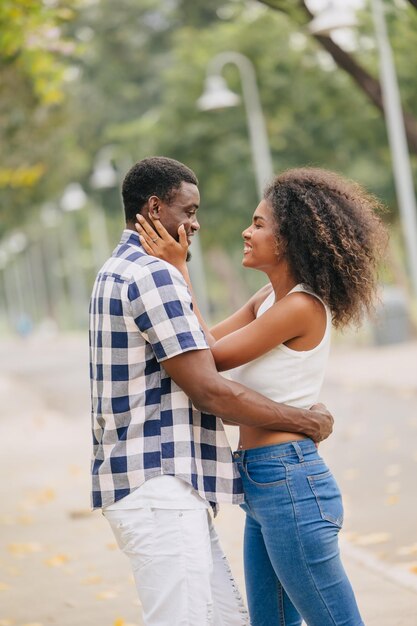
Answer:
[{"left": 162, "top": 349, "right": 333, "bottom": 443}]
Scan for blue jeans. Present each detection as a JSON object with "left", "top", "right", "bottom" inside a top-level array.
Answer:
[{"left": 233, "top": 440, "right": 364, "bottom": 626}]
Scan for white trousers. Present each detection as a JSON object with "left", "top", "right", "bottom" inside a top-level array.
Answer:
[{"left": 103, "top": 507, "right": 250, "bottom": 626}]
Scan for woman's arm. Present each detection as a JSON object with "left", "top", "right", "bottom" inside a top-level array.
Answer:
[
  {"left": 210, "top": 293, "right": 319, "bottom": 371},
  {"left": 135, "top": 214, "right": 320, "bottom": 371},
  {"left": 210, "top": 283, "right": 273, "bottom": 340}
]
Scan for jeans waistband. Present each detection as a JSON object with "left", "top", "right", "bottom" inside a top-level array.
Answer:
[{"left": 233, "top": 439, "right": 317, "bottom": 463}]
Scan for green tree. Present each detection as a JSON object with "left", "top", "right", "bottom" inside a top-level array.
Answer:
[
  {"left": 3, "top": 0, "right": 416, "bottom": 287},
  {"left": 0, "top": 0, "right": 79, "bottom": 236}
]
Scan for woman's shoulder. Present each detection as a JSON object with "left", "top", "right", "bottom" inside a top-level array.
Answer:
[
  {"left": 286, "top": 286, "right": 328, "bottom": 313},
  {"left": 251, "top": 283, "right": 274, "bottom": 316}
]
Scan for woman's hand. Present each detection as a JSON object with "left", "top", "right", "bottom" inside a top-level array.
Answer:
[{"left": 135, "top": 213, "right": 189, "bottom": 269}]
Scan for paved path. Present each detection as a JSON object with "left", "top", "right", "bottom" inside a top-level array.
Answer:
[{"left": 0, "top": 336, "right": 416, "bottom": 625}]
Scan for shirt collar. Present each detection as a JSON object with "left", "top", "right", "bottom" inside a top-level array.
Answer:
[{"left": 120, "top": 228, "right": 142, "bottom": 247}]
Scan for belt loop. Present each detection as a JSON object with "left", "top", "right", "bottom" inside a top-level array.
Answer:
[
  {"left": 233, "top": 449, "right": 245, "bottom": 464},
  {"left": 292, "top": 442, "right": 304, "bottom": 462}
]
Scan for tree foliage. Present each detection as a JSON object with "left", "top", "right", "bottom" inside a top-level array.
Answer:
[
  {"left": 0, "top": 0, "right": 80, "bottom": 233},
  {"left": 1, "top": 0, "right": 416, "bottom": 254}
]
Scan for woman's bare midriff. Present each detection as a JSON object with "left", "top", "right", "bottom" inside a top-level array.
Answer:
[{"left": 238, "top": 425, "right": 308, "bottom": 450}]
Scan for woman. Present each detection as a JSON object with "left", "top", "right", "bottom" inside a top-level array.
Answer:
[{"left": 135, "top": 167, "right": 387, "bottom": 626}]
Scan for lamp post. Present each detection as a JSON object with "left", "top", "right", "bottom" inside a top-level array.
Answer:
[
  {"left": 309, "top": 1, "right": 417, "bottom": 298},
  {"left": 5, "top": 231, "right": 33, "bottom": 335},
  {"left": 60, "top": 183, "right": 89, "bottom": 327},
  {"left": 198, "top": 51, "right": 273, "bottom": 199},
  {"left": 196, "top": 52, "right": 273, "bottom": 319},
  {"left": 0, "top": 248, "right": 10, "bottom": 331},
  {"left": 89, "top": 154, "right": 115, "bottom": 269},
  {"left": 370, "top": 0, "right": 417, "bottom": 298},
  {"left": 41, "top": 202, "right": 69, "bottom": 328}
]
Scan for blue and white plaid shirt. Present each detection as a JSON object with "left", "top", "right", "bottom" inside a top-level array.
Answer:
[{"left": 89, "top": 230, "right": 243, "bottom": 510}]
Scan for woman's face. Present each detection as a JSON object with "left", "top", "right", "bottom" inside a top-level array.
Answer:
[{"left": 242, "top": 199, "right": 281, "bottom": 271}]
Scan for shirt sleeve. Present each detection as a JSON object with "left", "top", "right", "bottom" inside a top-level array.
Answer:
[{"left": 127, "top": 259, "right": 209, "bottom": 362}]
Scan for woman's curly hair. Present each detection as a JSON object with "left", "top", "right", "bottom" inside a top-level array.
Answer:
[{"left": 264, "top": 167, "right": 388, "bottom": 328}]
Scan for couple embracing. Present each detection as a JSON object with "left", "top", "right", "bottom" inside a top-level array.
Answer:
[{"left": 89, "top": 156, "right": 386, "bottom": 625}]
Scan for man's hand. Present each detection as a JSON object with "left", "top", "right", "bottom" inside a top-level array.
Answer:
[
  {"left": 161, "top": 349, "right": 335, "bottom": 441},
  {"left": 307, "top": 402, "right": 334, "bottom": 443}
]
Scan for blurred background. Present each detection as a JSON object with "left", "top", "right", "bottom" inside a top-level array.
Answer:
[
  {"left": 1, "top": 0, "right": 417, "bottom": 334},
  {"left": 1, "top": 0, "right": 417, "bottom": 625}
]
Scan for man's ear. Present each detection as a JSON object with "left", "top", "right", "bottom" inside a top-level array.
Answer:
[{"left": 147, "top": 195, "right": 161, "bottom": 219}]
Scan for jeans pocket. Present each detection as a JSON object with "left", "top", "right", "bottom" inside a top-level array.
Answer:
[
  {"left": 105, "top": 508, "right": 155, "bottom": 570},
  {"left": 307, "top": 470, "right": 344, "bottom": 528},
  {"left": 244, "top": 459, "right": 287, "bottom": 487}
]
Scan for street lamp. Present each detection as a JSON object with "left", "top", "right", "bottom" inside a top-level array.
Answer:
[
  {"left": 308, "top": 1, "right": 357, "bottom": 36},
  {"left": 197, "top": 75, "right": 240, "bottom": 110},
  {"left": 40, "top": 202, "right": 70, "bottom": 329},
  {"left": 309, "top": 1, "right": 417, "bottom": 298},
  {"left": 197, "top": 51, "right": 273, "bottom": 199}
]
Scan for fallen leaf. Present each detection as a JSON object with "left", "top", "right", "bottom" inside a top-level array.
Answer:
[
  {"left": 33, "top": 488, "right": 56, "bottom": 504},
  {"left": 0, "top": 582, "right": 11, "bottom": 591},
  {"left": 96, "top": 590, "right": 118, "bottom": 600},
  {"left": 7, "top": 566, "right": 21, "bottom": 577},
  {"left": 397, "top": 543, "right": 417, "bottom": 557},
  {"left": 398, "top": 389, "right": 414, "bottom": 399},
  {"left": 106, "top": 542, "right": 118, "bottom": 551},
  {"left": 341, "top": 531, "right": 358, "bottom": 543},
  {"left": 408, "top": 417, "right": 417, "bottom": 430},
  {"left": 44, "top": 554, "right": 69, "bottom": 567},
  {"left": 20, "top": 488, "right": 56, "bottom": 510},
  {"left": 344, "top": 423, "right": 366, "bottom": 439},
  {"left": 22, "top": 623, "right": 43, "bottom": 626},
  {"left": 384, "top": 464, "right": 401, "bottom": 477},
  {"left": 8, "top": 542, "right": 42, "bottom": 556},
  {"left": 385, "top": 481, "right": 401, "bottom": 494},
  {"left": 355, "top": 532, "right": 391, "bottom": 546},
  {"left": 384, "top": 495, "right": 400, "bottom": 506},
  {"left": 64, "top": 601, "right": 76, "bottom": 608},
  {"left": 68, "top": 509, "right": 91, "bottom": 520},
  {"left": 343, "top": 468, "right": 359, "bottom": 481},
  {"left": 17, "top": 515, "right": 34, "bottom": 526},
  {"left": 0, "top": 619, "right": 14, "bottom": 626},
  {"left": 381, "top": 437, "right": 400, "bottom": 452},
  {"left": 32, "top": 415, "right": 46, "bottom": 429},
  {"left": 409, "top": 565, "right": 417, "bottom": 575},
  {"left": 81, "top": 575, "right": 103, "bottom": 585}
]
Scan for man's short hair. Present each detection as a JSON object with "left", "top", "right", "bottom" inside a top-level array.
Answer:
[{"left": 122, "top": 156, "right": 198, "bottom": 223}]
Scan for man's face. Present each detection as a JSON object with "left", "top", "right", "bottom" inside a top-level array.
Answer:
[{"left": 158, "top": 181, "right": 200, "bottom": 247}]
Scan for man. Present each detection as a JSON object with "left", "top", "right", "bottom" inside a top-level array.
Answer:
[{"left": 89, "top": 156, "right": 332, "bottom": 626}]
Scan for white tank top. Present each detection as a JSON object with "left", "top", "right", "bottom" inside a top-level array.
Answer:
[{"left": 227, "top": 284, "right": 332, "bottom": 409}]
